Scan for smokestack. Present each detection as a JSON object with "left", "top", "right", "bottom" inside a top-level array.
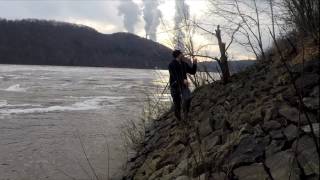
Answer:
[
  {"left": 174, "top": 0, "right": 190, "bottom": 51},
  {"left": 142, "top": 0, "right": 162, "bottom": 42},
  {"left": 118, "top": 0, "right": 140, "bottom": 33}
]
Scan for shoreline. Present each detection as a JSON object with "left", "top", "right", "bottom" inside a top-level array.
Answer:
[{"left": 123, "top": 52, "right": 319, "bottom": 179}]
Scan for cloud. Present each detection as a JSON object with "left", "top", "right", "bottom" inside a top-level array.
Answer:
[{"left": 0, "top": 0, "right": 121, "bottom": 34}]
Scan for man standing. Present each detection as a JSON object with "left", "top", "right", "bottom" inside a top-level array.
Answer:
[{"left": 168, "top": 50, "right": 197, "bottom": 121}]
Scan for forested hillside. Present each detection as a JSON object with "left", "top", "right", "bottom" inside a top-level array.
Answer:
[{"left": 0, "top": 19, "right": 172, "bottom": 69}]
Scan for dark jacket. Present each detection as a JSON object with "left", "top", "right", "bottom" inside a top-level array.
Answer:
[{"left": 168, "top": 59, "right": 197, "bottom": 91}]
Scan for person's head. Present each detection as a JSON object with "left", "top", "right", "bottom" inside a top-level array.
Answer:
[{"left": 172, "top": 50, "right": 183, "bottom": 61}]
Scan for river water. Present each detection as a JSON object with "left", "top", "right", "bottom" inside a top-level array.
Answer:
[{"left": 0, "top": 65, "right": 169, "bottom": 180}]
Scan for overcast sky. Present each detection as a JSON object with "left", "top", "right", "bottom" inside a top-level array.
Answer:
[
  {"left": 0, "top": 1, "right": 206, "bottom": 40},
  {"left": 0, "top": 0, "right": 258, "bottom": 60}
]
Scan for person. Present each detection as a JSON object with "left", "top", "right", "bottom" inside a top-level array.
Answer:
[{"left": 168, "top": 49, "right": 197, "bottom": 121}]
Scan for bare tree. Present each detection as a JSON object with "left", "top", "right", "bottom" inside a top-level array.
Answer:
[
  {"left": 282, "top": 0, "right": 319, "bottom": 40},
  {"left": 192, "top": 22, "right": 241, "bottom": 84},
  {"left": 208, "top": 0, "right": 269, "bottom": 60}
]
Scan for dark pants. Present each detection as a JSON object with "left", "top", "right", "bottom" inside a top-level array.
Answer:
[{"left": 170, "top": 87, "right": 191, "bottom": 121}]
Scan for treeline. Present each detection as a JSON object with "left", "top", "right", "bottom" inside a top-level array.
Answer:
[
  {"left": 0, "top": 19, "right": 172, "bottom": 69},
  {"left": 198, "top": 60, "right": 255, "bottom": 73}
]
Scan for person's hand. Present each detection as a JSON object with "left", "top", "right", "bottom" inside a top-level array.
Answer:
[
  {"left": 193, "top": 58, "right": 198, "bottom": 64},
  {"left": 181, "top": 56, "right": 188, "bottom": 62},
  {"left": 183, "top": 79, "right": 189, "bottom": 87}
]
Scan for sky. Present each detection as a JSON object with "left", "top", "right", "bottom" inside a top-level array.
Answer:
[{"left": 0, "top": 0, "right": 257, "bottom": 60}]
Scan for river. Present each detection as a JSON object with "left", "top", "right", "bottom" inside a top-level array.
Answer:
[{"left": 0, "top": 65, "right": 169, "bottom": 180}]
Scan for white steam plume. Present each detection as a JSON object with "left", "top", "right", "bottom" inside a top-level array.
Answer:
[
  {"left": 142, "top": 0, "right": 162, "bottom": 41},
  {"left": 174, "top": 0, "right": 190, "bottom": 51},
  {"left": 118, "top": 0, "right": 140, "bottom": 33}
]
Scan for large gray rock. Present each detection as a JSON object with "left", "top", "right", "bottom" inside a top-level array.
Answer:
[
  {"left": 212, "top": 116, "right": 226, "bottom": 130},
  {"left": 310, "top": 86, "right": 319, "bottom": 97},
  {"left": 303, "top": 97, "right": 319, "bottom": 110},
  {"left": 270, "top": 86, "right": 288, "bottom": 95},
  {"left": 293, "top": 136, "right": 319, "bottom": 176},
  {"left": 295, "top": 73, "right": 319, "bottom": 93},
  {"left": 279, "top": 105, "right": 309, "bottom": 125},
  {"left": 249, "top": 109, "right": 263, "bottom": 126},
  {"left": 253, "top": 124, "right": 265, "bottom": 137},
  {"left": 269, "top": 129, "right": 285, "bottom": 139},
  {"left": 283, "top": 124, "right": 299, "bottom": 141},
  {"left": 226, "top": 136, "right": 267, "bottom": 168},
  {"left": 203, "top": 133, "right": 220, "bottom": 151},
  {"left": 168, "top": 159, "right": 189, "bottom": 178},
  {"left": 233, "top": 163, "right": 270, "bottom": 180},
  {"left": 176, "top": 176, "right": 189, "bottom": 180},
  {"left": 198, "top": 117, "right": 213, "bottom": 137},
  {"left": 266, "top": 150, "right": 301, "bottom": 180},
  {"left": 239, "top": 113, "right": 251, "bottom": 123},
  {"left": 301, "top": 123, "right": 320, "bottom": 137},
  {"left": 156, "top": 153, "right": 179, "bottom": 170},
  {"left": 149, "top": 169, "right": 164, "bottom": 180},
  {"left": 263, "top": 107, "right": 278, "bottom": 121},
  {"left": 262, "top": 120, "right": 281, "bottom": 131},
  {"left": 193, "top": 173, "right": 208, "bottom": 180},
  {"left": 239, "top": 123, "right": 255, "bottom": 134},
  {"left": 211, "top": 105, "right": 228, "bottom": 130},
  {"left": 266, "top": 140, "right": 285, "bottom": 157},
  {"left": 211, "top": 172, "right": 226, "bottom": 180}
]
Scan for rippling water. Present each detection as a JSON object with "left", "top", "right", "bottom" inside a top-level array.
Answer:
[{"left": 0, "top": 65, "right": 169, "bottom": 180}]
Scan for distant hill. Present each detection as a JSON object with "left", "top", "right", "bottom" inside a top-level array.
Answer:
[
  {"left": 0, "top": 19, "right": 256, "bottom": 71},
  {"left": 198, "top": 60, "right": 256, "bottom": 73},
  {"left": 0, "top": 19, "right": 172, "bottom": 69}
]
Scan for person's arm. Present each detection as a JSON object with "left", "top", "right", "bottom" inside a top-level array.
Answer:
[{"left": 185, "top": 58, "right": 197, "bottom": 75}]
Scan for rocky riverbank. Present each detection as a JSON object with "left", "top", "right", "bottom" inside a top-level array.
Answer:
[{"left": 124, "top": 42, "right": 319, "bottom": 179}]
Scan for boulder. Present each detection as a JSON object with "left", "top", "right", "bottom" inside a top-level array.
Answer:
[
  {"left": 283, "top": 124, "right": 299, "bottom": 141},
  {"left": 281, "top": 88, "right": 298, "bottom": 105},
  {"left": 263, "top": 107, "right": 278, "bottom": 121},
  {"left": 149, "top": 169, "right": 163, "bottom": 180},
  {"left": 270, "top": 86, "right": 288, "bottom": 95},
  {"left": 198, "top": 117, "right": 214, "bottom": 138},
  {"left": 168, "top": 159, "right": 189, "bottom": 178},
  {"left": 233, "top": 163, "right": 270, "bottom": 180},
  {"left": 266, "top": 140, "right": 285, "bottom": 157},
  {"left": 239, "top": 123, "right": 254, "bottom": 134},
  {"left": 203, "top": 133, "right": 220, "bottom": 151},
  {"left": 191, "top": 161, "right": 211, "bottom": 178},
  {"left": 303, "top": 97, "right": 319, "bottom": 110},
  {"left": 278, "top": 105, "right": 309, "bottom": 125},
  {"left": 293, "top": 136, "right": 319, "bottom": 176},
  {"left": 226, "top": 136, "right": 266, "bottom": 168},
  {"left": 262, "top": 120, "right": 282, "bottom": 131},
  {"left": 269, "top": 129, "right": 285, "bottom": 140},
  {"left": 301, "top": 123, "right": 320, "bottom": 137},
  {"left": 266, "top": 150, "right": 301, "bottom": 180},
  {"left": 212, "top": 115, "right": 226, "bottom": 130},
  {"left": 133, "top": 157, "right": 160, "bottom": 179},
  {"left": 253, "top": 124, "right": 265, "bottom": 137},
  {"left": 249, "top": 109, "right": 263, "bottom": 126},
  {"left": 193, "top": 173, "right": 208, "bottom": 180},
  {"left": 306, "top": 175, "right": 320, "bottom": 180},
  {"left": 295, "top": 73, "right": 319, "bottom": 94},
  {"left": 211, "top": 172, "right": 227, "bottom": 180},
  {"left": 176, "top": 176, "right": 189, "bottom": 180},
  {"left": 310, "top": 86, "right": 319, "bottom": 97},
  {"left": 239, "top": 113, "right": 251, "bottom": 123},
  {"left": 156, "top": 153, "right": 179, "bottom": 170}
]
